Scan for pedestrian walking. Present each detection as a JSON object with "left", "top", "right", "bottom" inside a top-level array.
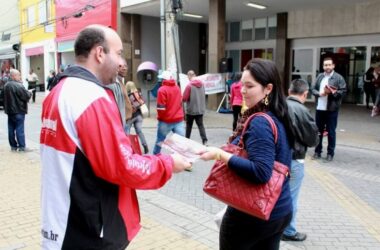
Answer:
[
  {"left": 363, "top": 66, "right": 376, "bottom": 109},
  {"left": 200, "top": 58, "right": 294, "bottom": 250},
  {"left": 125, "top": 81, "right": 149, "bottom": 154},
  {"left": 26, "top": 69, "right": 38, "bottom": 103},
  {"left": 229, "top": 72, "right": 243, "bottom": 131},
  {"left": 282, "top": 79, "right": 319, "bottom": 242},
  {"left": 39, "top": 25, "right": 190, "bottom": 250},
  {"left": 183, "top": 70, "right": 208, "bottom": 145},
  {"left": 46, "top": 70, "right": 56, "bottom": 91},
  {"left": 108, "top": 59, "right": 133, "bottom": 128},
  {"left": 153, "top": 73, "right": 185, "bottom": 155},
  {"left": 3, "top": 69, "right": 32, "bottom": 152},
  {"left": 312, "top": 57, "right": 347, "bottom": 162}
]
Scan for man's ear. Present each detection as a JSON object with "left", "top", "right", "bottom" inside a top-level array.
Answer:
[{"left": 94, "top": 46, "right": 105, "bottom": 63}]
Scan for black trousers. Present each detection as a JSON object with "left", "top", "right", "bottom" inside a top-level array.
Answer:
[
  {"left": 220, "top": 207, "right": 292, "bottom": 250},
  {"left": 185, "top": 114, "right": 207, "bottom": 143},
  {"left": 363, "top": 83, "right": 376, "bottom": 107},
  {"left": 28, "top": 81, "right": 36, "bottom": 103},
  {"left": 232, "top": 105, "right": 242, "bottom": 131}
]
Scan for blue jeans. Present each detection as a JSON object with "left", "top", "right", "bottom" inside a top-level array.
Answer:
[
  {"left": 153, "top": 121, "right": 185, "bottom": 154},
  {"left": 283, "top": 160, "right": 304, "bottom": 237},
  {"left": 8, "top": 113, "right": 26, "bottom": 150},
  {"left": 315, "top": 110, "right": 338, "bottom": 156},
  {"left": 125, "top": 114, "right": 148, "bottom": 146}
]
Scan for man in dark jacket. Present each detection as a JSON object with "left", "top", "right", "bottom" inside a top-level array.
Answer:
[
  {"left": 311, "top": 57, "right": 346, "bottom": 161},
  {"left": 4, "top": 69, "right": 32, "bottom": 151},
  {"left": 183, "top": 70, "right": 208, "bottom": 145},
  {"left": 282, "top": 79, "right": 318, "bottom": 242}
]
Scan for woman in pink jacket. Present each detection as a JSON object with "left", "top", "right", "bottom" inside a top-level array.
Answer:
[{"left": 230, "top": 73, "right": 243, "bottom": 131}]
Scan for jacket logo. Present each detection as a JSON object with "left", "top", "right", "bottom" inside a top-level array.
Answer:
[
  {"left": 41, "top": 229, "right": 59, "bottom": 241},
  {"left": 42, "top": 118, "right": 57, "bottom": 132}
]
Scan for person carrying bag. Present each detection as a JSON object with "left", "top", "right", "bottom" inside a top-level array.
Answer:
[{"left": 200, "top": 58, "right": 294, "bottom": 250}]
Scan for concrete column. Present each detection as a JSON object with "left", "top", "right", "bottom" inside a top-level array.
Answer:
[
  {"left": 208, "top": 0, "right": 225, "bottom": 110},
  {"left": 130, "top": 14, "right": 142, "bottom": 84},
  {"left": 275, "top": 12, "right": 290, "bottom": 93}
]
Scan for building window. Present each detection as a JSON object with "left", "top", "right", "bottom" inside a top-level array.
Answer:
[
  {"left": 27, "top": 6, "right": 35, "bottom": 28},
  {"left": 268, "top": 16, "right": 277, "bottom": 39},
  {"left": 292, "top": 49, "right": 313, "bottom": 99},
  {"left": 230, "top": 22, "right": 240, "bottom": 42},
  {"left": 241, "top": 20, "right": 253, "bottom": 41},
  {"left": 254, "top": 18, "right": 266, "bottom": 40},
  {"left": 228, "top": 50, "right": 240, "bottom": 72},
  {"left": 38, "top": 1, "right": 47, "bottom": 24}
]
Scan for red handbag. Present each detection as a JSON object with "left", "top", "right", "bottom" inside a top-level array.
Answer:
[
  {"left": 203, "top": 112, "right": 289, "bottom": 221},
  {"left": 128, "top": 134, "right": 142, "bottom": 155}
]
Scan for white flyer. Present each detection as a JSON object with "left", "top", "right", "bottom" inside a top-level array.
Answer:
[{"left": 161, "top": 133, "right": 207, "bottom": 163}]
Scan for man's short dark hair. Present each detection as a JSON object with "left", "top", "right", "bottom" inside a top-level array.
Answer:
[
  {"left": 323, "top": 57, "right": 334, "bottom": 64},
  {"left": 74, "top": 27, "right": 109, "bottom": 59},
  {"left": 289, "top": 78, "right": 309, "bottom": 95}
]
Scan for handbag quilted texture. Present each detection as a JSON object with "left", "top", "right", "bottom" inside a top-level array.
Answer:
[{"left": 203, "top": 112, "right": 289, "bottom": 220}]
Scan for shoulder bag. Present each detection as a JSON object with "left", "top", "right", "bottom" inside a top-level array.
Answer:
[{"left": 203, "top": 112, "right": 289, "bottom": 220}]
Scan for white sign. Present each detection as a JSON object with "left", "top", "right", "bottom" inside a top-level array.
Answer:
[{"left": 197, "top": 73, "right": 225, "bottom": 95}]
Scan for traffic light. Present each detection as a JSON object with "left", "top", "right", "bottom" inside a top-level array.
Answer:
[{"left": 12, "top": 43, "right": 20, "bottom": 52}]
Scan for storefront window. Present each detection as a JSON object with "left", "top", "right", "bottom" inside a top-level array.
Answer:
[{"left": 292, "top": 49, "right": 313, "bottom": 99}]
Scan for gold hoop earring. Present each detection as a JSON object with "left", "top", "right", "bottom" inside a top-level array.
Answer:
[{"left": 264, "top": 94, "right": 269, "bottom": 106}]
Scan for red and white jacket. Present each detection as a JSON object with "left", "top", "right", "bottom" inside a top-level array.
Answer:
[{"left": 40, "top": 66, "right": 173, "bottom": 249}]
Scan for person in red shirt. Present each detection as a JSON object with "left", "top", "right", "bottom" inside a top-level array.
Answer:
[
  {"left": 230, "top": 73, "right": 243, "bottom": 131},
  {"left": 153, "top": 74, "right": 185, "bottom": 154}
]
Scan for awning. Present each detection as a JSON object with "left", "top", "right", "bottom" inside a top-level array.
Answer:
[
  {"left": 57, "top": 40, "right": 75, "bottom": 53},
  {"left": 0, "top": 53, "right": 16, "bottom": 60},
  {"left": 0, "top": 44, "right": 17, "bottom": 60},
  {"left": 25, "top": 46, "right": 44, "bottom": 56}
]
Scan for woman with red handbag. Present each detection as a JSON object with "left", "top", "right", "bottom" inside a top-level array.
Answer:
[
  {"left": 200, "top": 59, "right": 294, "bottom": 250},
  {"left": 125, "top": 81, "right": 149, "bottom": 154}
]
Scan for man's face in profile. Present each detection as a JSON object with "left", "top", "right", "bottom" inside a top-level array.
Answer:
[{"left": 118, "top": 64, "right": 127, "bottom": 77}]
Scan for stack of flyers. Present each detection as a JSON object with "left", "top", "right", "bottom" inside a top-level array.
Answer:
[{"left": 161, "top": 133, "right": 208, "bottom": 163}]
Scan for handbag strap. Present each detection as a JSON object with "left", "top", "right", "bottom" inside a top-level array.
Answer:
[{"left": 238, "top": 112, "right": 278, "bottom": 148}]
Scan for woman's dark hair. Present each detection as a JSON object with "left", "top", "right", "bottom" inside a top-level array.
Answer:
[
  {"left": 244, "top": 58, "right": 294, "bottom": 145},
  {"left": 74, "top": 27, "right": 109, "bottom": 59}
]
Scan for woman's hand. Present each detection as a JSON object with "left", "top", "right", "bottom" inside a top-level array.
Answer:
[{"left": 199, "top": 146, "right": 232, "bottom": 162}]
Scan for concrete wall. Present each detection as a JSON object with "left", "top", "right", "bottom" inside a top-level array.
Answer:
[
  {"left": 140, "top": 16, "right": 200, "bottom": 73},
  {"left": 141, "top": 16, "right": 161, "bottom": 68},
  {"left": 288, "top": 0, "right": 380, "bottom": 39},
  {"left": 178, "top": 21, "right": 200, "bottom": 74}
]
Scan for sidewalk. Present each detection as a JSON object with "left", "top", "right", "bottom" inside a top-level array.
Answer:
[{"left": 0, "top": 92, "right": 379, "bottom": 249}]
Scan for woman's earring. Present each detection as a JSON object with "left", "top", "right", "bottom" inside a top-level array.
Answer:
[{"left": 264, "top": 94, "right": 269, "bottom": 106}]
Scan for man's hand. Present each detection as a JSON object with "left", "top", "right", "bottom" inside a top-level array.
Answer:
[{"left": 171, "top": 153, "right": 192, "bottom": 173}]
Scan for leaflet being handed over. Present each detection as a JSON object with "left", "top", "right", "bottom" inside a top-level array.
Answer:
[{"left": 161, "top": 133, "right": 207, "bottom": 163}]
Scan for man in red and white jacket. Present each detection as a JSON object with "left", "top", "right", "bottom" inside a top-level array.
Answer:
[
  {"left": 153, "top": 75, "right": 185, "bottom": 154},
  {"left": 40, "top": 25, "right": 190, "bottom": 250}
]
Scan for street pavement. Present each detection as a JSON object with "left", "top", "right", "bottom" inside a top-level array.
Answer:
[{"left": 0, "top": 92, "right": 379, "bottom": 250}]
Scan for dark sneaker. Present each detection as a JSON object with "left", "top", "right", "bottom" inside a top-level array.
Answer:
[
  {"left": 143, "top": 144, "right": 149, "bottom": 154},
  {"left": 312, "top": 153, "right": 321, "bottom": 160},
  {"left": 18, "top": 148, "right": 33, "bottom": 152},
  {"left": 325, "top": 154, "right": 334, "bottom": 162},
  {"left": 202, "top": 140, "right": 208, "bottom": 146},
  {"left": 11, "top": 147, "right": 18, "bottom": 152},
  {"left": 281, "top": 232, "right": 307, "bottom": 241}
]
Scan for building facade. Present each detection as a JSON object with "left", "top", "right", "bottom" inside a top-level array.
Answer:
[{"left": 19, "top": 0, "right": 56, "bottom": 91}]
